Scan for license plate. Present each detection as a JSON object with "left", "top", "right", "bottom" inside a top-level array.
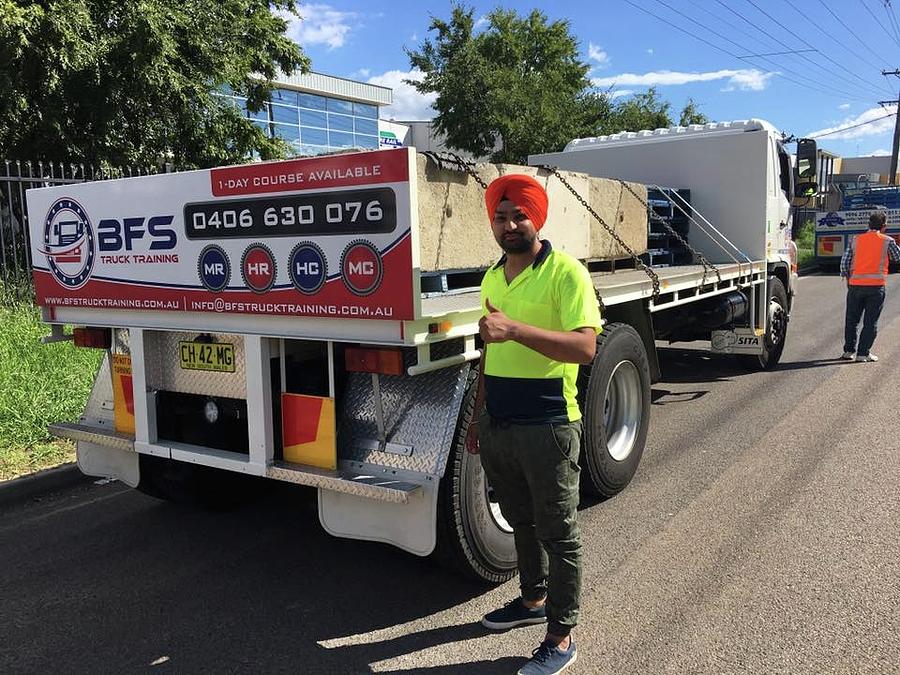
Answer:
[{"left": 179, "top": 341, "right": 235, "bottom": 373}]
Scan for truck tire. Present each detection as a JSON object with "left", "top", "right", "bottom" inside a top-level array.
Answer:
[
  {"left": 137, "top": 454, "right": 260, "bottom": 509},
  {"left": 433, "top": 365, "right": 517, "bottom": 583},
  {"left": 741, "top": 276, "right": 788, "bottom": 370},
  {"left": 580, "top": 323, "right": 651, "bottom": 498}
]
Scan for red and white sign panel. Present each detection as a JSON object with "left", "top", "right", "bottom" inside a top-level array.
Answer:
[{"left": 28, "top": 149, "right": 415, "bottom": 321}]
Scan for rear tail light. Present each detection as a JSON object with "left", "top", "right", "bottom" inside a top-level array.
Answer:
[
  {"left": 73, "top": 327, "right": 112, "bottom": 349},
  {"left": 344, "top": 347, "right": 404, "bottom": 376}
]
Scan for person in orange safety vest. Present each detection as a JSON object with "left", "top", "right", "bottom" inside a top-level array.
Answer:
[{"left": 840, "top": 210, "right": 900, "bottom": 362}]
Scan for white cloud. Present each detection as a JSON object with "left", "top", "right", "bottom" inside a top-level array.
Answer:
[
  {"left": 592, "top": 68, "right": 776, "bottom": 91},
  {"left": 839, "top": 103, "right": 851, "bottom": 110},
  {"left": 474, "top": 15, "right": 489, "bottom": 30},
  {"left": 279, "top": 4, "right": 357, "bottom": 50},
  {"left": 608, "top": 89, "right": 636, "bottom": 99},
  {"left": 588, "top": 43, "right": 609, "bottom": 67},
  {"left": 647, "top": 48, "right": 654, "bottom": 56},
  {"left": 368, "top": 69, "right": 436, "bottom": 120},
  {"left": 869, "top": 148, "right": 892, "bottom": 156},
  {"left": 410, "top": 31, "right": 418, "bottom": 42},
  {"left": 351, "top": 68, "right": 370, "bottom": 79},
  {"left": 807, "top": 105, "right": 898, "bottom": 140}
]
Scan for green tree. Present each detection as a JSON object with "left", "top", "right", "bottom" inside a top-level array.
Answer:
[
  {"left": 678, "top": 98, "right": 709, "bottom": 126},
  {"left": 408, "top": 5, "right": 601, "bottom": 164},
  {"left": 609, "top": 88, "right": 672, "bottom": 133},
  {"left": 0, "top": 0, "right": 309, "bottom": 168}
]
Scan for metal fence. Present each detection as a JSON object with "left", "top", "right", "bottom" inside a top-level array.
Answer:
[{"left": 0, "top": 160, "right": 159, "bottom": 301}]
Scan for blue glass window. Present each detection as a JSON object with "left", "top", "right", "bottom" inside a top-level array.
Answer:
[
  {"left": 354, "top": 134, "right": 379, "bottom": 149},
  {"left": 272, "top": 88, "right": 299, "bottom": 106},
  {"left": 298, "top": 144, "right": 329, "bottom": 156},
  {"left": 247, "top": 103, "right": 270, "bottom": 122},
  {"left": 354, "top": 117, "right": 378, "bottom": 135},
  {"left": 271, "top": 104, "right": 298, "bottom": 125},
  {"left": 299, "top": 109, "right": 327, "bottom": 128},
  {"left": 328, "top": 113, "right": 354, "bottom": 132},
  {"left": 299, "top": 93, "right": 327, "bottom": 110},
  {"left": 301, "top": 126, "right": 328, "bottom": 145},
  {"left": 252, "top": 119, "right": 272, "bottom": 136},
  {"left": 326, "top": 98, "right": 354, "bottom": 114},
  {"left": 353, "top": 102, "right": 378, "bottom": 119},
  {"left": 328, "top": 130, "right": 355, "bottom": 148},
  {"left": 273, "top": 124, "right": 300, "bottom": 142}
]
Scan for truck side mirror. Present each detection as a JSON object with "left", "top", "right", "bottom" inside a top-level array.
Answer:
[{"left": 795, "top": 138, "right": 818, "bottom": 198}]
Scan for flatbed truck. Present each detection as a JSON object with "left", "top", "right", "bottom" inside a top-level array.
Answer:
[{"left": 30, "top": 119, "right": 810, "bottom": 582}]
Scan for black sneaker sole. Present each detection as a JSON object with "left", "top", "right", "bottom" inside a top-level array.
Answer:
[{"left": 481, "top": 615, "right": 548, "bottom": 630}]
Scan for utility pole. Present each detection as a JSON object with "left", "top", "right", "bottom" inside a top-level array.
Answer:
[{"left": 882, "top": 69, "right": 900, "bottom": 185}]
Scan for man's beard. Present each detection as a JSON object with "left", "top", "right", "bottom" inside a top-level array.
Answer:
[{"left": 499, "top": 233, "right": 535, "bottom": 253}]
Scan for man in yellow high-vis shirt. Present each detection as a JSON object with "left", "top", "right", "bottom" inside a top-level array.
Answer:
[{"left": 466, "top": 174, "right": 601, "bottom": 675}]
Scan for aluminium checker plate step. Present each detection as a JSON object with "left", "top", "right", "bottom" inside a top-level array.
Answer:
[
  {"left": 267, "top": 461, "right": 423, "bottom": 504},
  {"left": 48, "top": 422, "right": 421, "bottom": 503},
  {"left": 50, "top": 422, "right": 135, "bottom": 453}
]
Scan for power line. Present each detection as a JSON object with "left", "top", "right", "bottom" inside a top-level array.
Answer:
[
  {"left": 716, "top": 0, "right": 891, "bottom": 97},
  {"left": 620, "top": 0, "right": 876, "bottom": 103},
  {"left": 886, "top": 0, "right": 900, "bottom": 46},
  {"left": 740, "top": 0, "right": 894, "bottom": 96},
  {"left": 736, "top": 49, "right": 817, "bottom": 59},
  {"left": 861, "top": 0, "right": 900, "bottom": 48},
  {"left": 648, "top": 0, "right": 877, "bottom": 101},
  {"left": 809, "top": 112, "right": 896, "bottom": 138},
  {"left": 816, "top": 0, "right": 890, "bottom": 68},
  {"left": 781, "top": 0, "right": 893, "bottom": 86}
]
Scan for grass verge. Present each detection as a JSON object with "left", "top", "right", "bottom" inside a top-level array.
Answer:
[
  {"left": 795, "top": 219, "right": 817, "bottom": 271},
  {"left": 0, "top": 297, "right": 101, "bottom": 480}
]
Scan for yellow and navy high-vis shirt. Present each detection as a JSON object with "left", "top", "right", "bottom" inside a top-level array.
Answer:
[{"left": 480, "top": 240, "right": 602, "bottom": 424}]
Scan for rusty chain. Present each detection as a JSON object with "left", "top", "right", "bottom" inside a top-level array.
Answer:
[
  {"left": 537, "top": 165, "right": 661, "bottom": 300},
  {"left": 617, "top": 180, "right": 722, "bottom": 285}
]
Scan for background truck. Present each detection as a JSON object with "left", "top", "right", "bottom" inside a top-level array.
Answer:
[
  {"left": 29, "top": 119, "right": 812, "bottom": 583},
  {"left": 815, "top": 184, "right": 900, "bottom": 269}
]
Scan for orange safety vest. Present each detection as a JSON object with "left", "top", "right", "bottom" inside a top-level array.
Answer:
[{"left": 849, "top": 230, "right": 892, "bottom": 286}]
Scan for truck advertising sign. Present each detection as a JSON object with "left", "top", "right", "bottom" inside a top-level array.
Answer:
[
  {"left": 815, "top": 209, "right": 900, "bottom": 231},
  {"left": 29, "top": 149, "right": 416, "bottom": 321}
]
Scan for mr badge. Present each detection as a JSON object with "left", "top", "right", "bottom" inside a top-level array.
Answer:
[
  {"left": 198, "top": 245, "right": 231, "bottom": 292},
  {"left": 289, "top": 243, "right": 327, "bottom": 295},
  {"left": 341, "top": 241, "right": 383, "bottom": 296},
  {"left": 241, "top": 244, "right": 277, "bottom": 293}
]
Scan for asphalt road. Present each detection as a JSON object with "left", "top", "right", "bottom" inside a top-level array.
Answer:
[{"left": 1, "top": 274, "right": 898, "bottom": 675}]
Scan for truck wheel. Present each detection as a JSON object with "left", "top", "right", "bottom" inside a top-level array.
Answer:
[
  {"left": 580, "top": 323, "right": 651, "bottom": 498},
  {"left": 741, "top": 276, "right": 788, "bottom": 370},
  {"left": 137, "top": 454, "right": 260, "bottom": 509},
  {"left": 433, "top": 365, "right": 517, "bottom": 583}
]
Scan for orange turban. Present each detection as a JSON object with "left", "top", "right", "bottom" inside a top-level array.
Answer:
[{"left": 485, "top": 174, "right": 549, "bottom": 231}]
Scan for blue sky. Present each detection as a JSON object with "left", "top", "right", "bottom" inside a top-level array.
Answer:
[{"left": 282, "top": 0, "right": 900, "bottom": 158}]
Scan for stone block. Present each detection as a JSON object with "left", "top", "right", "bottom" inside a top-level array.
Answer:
[{"left": 415, "top": 155, "right": 647, "bottom": 272}]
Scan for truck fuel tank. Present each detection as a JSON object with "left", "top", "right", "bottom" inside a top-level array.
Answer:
[{"left": 697, "top": 291, "right": 749, "bottom": 329}]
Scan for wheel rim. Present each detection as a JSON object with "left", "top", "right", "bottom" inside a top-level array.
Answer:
[
  {"left": 603, "top": 360, "right": 642, "bottom": 462},
  {"left": 768, "top": 298, "right": 787, "bottom": 348},
  {"left": 461, "top": 446, "right": 516, "bottom": 570},
  {"left": 485, "top": 482, "right": 513, "bottom": 534}
]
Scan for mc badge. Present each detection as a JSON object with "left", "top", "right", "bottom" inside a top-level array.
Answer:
[{"left": 341, "top": 240, "right": 383, "bottom": 296}]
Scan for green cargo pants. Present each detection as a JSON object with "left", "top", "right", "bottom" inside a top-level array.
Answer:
[{"left": 478, "top": 413, "right": 582, "bottom": 637}]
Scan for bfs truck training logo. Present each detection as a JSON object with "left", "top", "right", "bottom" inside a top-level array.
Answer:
[{"left": 42, "top": 198, "right": 95, "bottom": 289}]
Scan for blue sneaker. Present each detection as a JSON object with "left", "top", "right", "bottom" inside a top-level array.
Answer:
[
  {"left": 517, "top": 639, "right": 578, "bottom": 675},
  {"left": 481, "top": 598, "right": 547, "bottom": 630}
]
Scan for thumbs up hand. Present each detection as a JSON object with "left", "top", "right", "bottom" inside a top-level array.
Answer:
[{"left": 479, "top": 297, "right": 517, "bottom": 343}]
